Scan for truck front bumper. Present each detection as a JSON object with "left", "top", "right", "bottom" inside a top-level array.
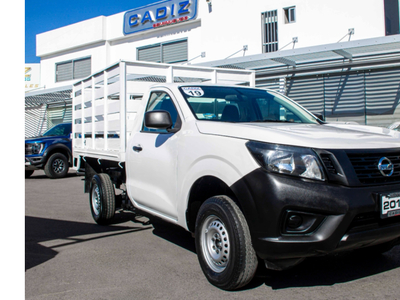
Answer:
[
  {"left": 25, "top": 156, "right": 45, "bottom": 170},
  {"left": 231, "top": 168, "right": 400, "bottom": 266}
]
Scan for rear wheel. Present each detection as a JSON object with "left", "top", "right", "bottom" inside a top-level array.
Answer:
[
  {"left": 90, "top": 174, "right": 115, "bottom": 225},
  {"left": 195, "top": 196, "right": 258, "bottom": 290},
  {"left": 44, "top": 153, "right": 69, "bottom": 179}
]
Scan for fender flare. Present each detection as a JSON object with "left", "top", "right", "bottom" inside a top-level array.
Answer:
[
  {"left": 43, "top": 143, "right": 72, "bottom": 164},
  {"left": 178, "top": 156, "right": 261, "bottom": 234}
]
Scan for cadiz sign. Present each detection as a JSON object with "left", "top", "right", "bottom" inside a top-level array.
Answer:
[{"left": 123, "top": 0, "right": 198, "bottom": 35}]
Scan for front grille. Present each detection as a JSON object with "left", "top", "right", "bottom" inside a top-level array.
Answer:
[
  {"left": 348, "top": 211, "right": 400, "bottom": 231},
  {"left": 320, "top": 153, "right": 337, "bottom": 174},
  {"left": 347, "top": 151, "right": 400, "bottom": 185}
]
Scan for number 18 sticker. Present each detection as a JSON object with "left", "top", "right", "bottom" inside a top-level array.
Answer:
[{"left": 182, "top": 87, "right": 204, "bottom": 97}]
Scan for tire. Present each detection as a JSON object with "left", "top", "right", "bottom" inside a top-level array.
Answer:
[
  {"left": 25, "top": 170, "right": 34, "bottom": 178},
  {"left": 44, "top": 153, "right": 69, "bottom": 179},
  {"left": 195, "top": 196, "right": 258, "bottom": 290},
  {"left": 90, "top": 173, "right": 115, "bottom": 225}
]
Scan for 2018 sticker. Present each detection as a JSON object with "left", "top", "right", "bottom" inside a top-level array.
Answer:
[{"left": 182, "top": 87, "right": 204, "bottom": 97}]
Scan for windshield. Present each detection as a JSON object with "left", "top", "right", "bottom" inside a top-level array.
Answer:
[
  {"left": 43, "top": 123, "right": 72, "bottom": 137},
  {"left": 179, "top": 86, "right": 319, "bottom": 124}
]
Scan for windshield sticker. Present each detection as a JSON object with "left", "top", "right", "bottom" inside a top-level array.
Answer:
[
  {"left": 203, "top": 113, "right": 216, "bottom": 119},
  {"left": 182, "top": 87, "right": 204, "bottom": 97}
]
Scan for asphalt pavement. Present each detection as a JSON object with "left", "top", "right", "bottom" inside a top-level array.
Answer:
[{"left": 25, "top": 170, "right": 400, "bottom": 299}]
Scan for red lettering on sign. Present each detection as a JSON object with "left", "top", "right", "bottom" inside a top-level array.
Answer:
[{"left": 153, "top": 16, "right": 189, "bottom": 28}]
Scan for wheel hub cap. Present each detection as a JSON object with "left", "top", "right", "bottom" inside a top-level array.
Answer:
[
  {"left": 91, "top": 185, "right": 101, "bottom": 216},
  {"left": 52, "top": 158, "right": 65, "bottom": 174},
  {"left": 201, "top": 216, "right": 230, "bottom": 273}
]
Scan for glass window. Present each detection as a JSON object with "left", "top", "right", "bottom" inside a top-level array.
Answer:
[
  {"left": 284, "top": 7, "right": 296, "bottom": 24},
  {"left": 262, "top": 10, "right": 278, "bottom": 53},
  {"left": 384, "top": 0, "right": 400, "bottom": 35},
  {"left": 43, "top": 123, "right": 72, "bottom": 136},
  {"left": 142, "top": 91, "right": 180, "bottom": 133},
  {"left": 179, "top": 86, "right": 319, "bottom": 124}
]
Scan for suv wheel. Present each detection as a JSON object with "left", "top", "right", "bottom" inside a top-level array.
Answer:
[{"left": 44, "top": 153, "right": 69, "bottom": 179}]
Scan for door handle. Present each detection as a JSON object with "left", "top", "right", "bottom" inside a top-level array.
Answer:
[{"left": 133, "top": 145, "right": 143, "bottom": 152}]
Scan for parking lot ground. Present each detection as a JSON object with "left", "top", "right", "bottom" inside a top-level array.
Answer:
[{"left": 25, "top": 170, "right": 400, "bottom": 299}]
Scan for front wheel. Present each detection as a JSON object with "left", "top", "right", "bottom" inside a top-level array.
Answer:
[
  {"left": 90, "top": 174, "right": 115, "bottom": 225},
  {"left": 195, "top": 196, "right": 258, "bottom": 291},
  {"left": 44, "top": 153, "right": 69, "bottom": 178}
]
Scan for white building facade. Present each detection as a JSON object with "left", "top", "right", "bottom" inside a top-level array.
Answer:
[
  {"left": 26, "top": 0, "right": 400, "bottom": 136},
  {"left": 36, "top": 0, "right": 397, "bottom": 89}
]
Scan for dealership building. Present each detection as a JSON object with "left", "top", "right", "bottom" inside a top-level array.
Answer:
[{"left": 25, "top": 0, "right": 400, "bottom": 136}]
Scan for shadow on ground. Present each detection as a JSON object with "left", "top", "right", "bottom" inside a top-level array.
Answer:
[
  {"left": 245, "top": 245, "right": 400, "bottom": 290},
  {"left": 26, "top": 210, "right": 400, "bottom": 290},
  {"left": 26, "top": 171, "right": 80, "bottom": 180},
  {"left": 139, "top": 217, "right": 400, "bottom": 290},
  {"left": 151, "top": 218, "right": 196, "bottom": 253},
  {"left": 25, "top": 212, "right": 151, "bottom": 271}
]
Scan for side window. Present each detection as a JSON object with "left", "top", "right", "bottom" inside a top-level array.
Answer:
[
  {"left": 256, "top": 97, "right": 301, "bottom": 122},
  {"left": 142, "top": 91, "right": 180, "bottom": 133},
  {"left": 256, "top": 97, "right": 281, "bottom": 121}
]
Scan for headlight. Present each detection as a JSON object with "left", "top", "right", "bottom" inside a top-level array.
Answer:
[
  {"left": 26, "top": 143, "right": 44, "bottom": 155},
  {"left": 246, "top": 141, "right": 325, "bottom": 181}
]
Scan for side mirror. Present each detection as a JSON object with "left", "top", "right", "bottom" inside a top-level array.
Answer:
[
  {"left": 312, "top": 113, "right": 325, "bottom": 121},
  {"left": 144, "top": 110, "right": 173, "bottom": 129}
]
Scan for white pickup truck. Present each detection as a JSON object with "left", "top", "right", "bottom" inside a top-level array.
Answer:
[{"left": 72, "top": 61, "right": 400, "bottom": 290}]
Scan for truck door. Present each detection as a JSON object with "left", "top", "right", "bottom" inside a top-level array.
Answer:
[{"left": 126, "top": 90, "right": 182, "bottom": 221}]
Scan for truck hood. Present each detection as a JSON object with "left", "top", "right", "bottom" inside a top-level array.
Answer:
[
  {"left": 25, "top": 136, "right": 70, "bottom": 143},
  {"left": 196, "top": 121, "right": 400, "bottom": 149}
]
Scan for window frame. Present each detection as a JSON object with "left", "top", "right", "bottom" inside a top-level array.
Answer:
[
  {"left": 284, "top": 6, "right": 296, "bottom": 24},
  {"left": 141, "top": 90, "right": 182, "bottom": 134},
  {"left": 261, "top": 10, "right": 279, "bottom": 53},
  {"left": 137, "top": 38, "right": 188, "bottom": 64}
]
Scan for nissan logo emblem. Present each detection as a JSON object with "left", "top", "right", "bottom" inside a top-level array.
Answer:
[{"left": 378, "top": 157, "right": 394, "bottom": 177}]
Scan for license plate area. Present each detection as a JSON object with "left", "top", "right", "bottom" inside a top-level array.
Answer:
[{"left": 380, "top": 192, "right": 400, "bottom": 219}]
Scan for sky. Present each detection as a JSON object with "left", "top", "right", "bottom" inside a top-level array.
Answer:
[{"left": 25, "top": 0, "right": 158, "bottom": 63}]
